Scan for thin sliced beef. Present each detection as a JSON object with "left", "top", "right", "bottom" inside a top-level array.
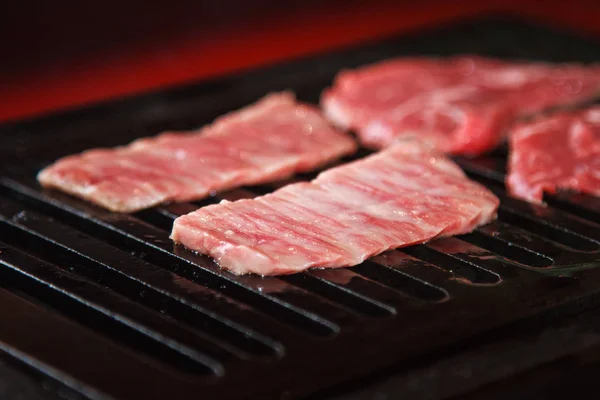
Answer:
[
  {"left": 171, "top": 140, "right": 499, "bottom": 276},
  {"left": 507, "top": 106, "right": 600, "bottom": 203},
  {"left": 38, "top": 92, "right": 357, "bottom": 212},
  {"left": 322, "top": 55, "right": 600, "bottom": 155}
]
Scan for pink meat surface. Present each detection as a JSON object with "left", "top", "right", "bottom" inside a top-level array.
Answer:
[
  {"left": 322, "top": 55, "right": 600, "bottom": 155},
  {"left": 507, "top": 106, "right": 600, "bottom": 203},
  {"left": 38, "top": 92, "right": 357, "bottom": 212},
  {"left": 171, "top": 140, "right": 499, "bottom": 276}
]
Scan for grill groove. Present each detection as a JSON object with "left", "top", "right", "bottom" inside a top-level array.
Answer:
[
  {"left": 281, "top": 273, "right": 396, "bottom": 317},
  {"left": 459, "top": 231, "right": 554, "bottom": 268},
  {"left": 403, "top": 245, "right": 502, "bottom": 285},
  {"left": 0, "top": 180, "right": 341, "bottom": 336},
  {"left": 2, "top": 117, "right": 600, "bottom": 398},
  {"left": 352, "top": 260, "right": 450, "bottom": 302},
  {"left": 0, "top": 200, "right": 289, "bottom": 357},
  {"left": 0, "top": 243, "right": 220, "bottom": 376}
]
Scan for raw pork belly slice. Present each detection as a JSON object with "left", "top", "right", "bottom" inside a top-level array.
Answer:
[
  {"left": 507, "top": 106, "right": 600, "bottom": 203},
  {"left": 37, "top": 92, "right": 357, "bottom": 212},
  {"left": 171, "top": 140, "right": 499, "bottom": 276},
  {"left": 322, "top": 55, "right": 600, "bottom": 155}
]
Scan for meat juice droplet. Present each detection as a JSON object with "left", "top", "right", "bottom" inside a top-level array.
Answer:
[
  {"left": 13, "top": 211, "right": 28, "bottom": 222},
  {"left": 459, "top": 58, "right": 475, "bottom": 76},
  {"left": 554, "top": 81, "right": 574, "bottom": 95}
]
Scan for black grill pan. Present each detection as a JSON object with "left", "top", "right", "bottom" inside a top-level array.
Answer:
[{"left": 1, "top": 15, "right": 600, "bottom": 400}]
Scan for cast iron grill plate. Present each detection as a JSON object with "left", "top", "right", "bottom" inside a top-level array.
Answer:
[{"left": 1, "top": 15, "right": 599, "bottom": 400}]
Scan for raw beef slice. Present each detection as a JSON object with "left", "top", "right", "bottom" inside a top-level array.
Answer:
[
  {"left": 38, "top": 92, "right": 357, "bottom": 212},
  {"left": 171, "top": 140, "right": 499, "bottom": 276},
  {"left": 507, "top": 106, "right": 600, "bottom": 203},
  {"left": 322, "top": 55, "right": 600, "bottom": 155}
]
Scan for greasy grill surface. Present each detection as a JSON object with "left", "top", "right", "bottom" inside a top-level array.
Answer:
[{"left": 1, "top": 16, "right": 600, "bottom": 400}]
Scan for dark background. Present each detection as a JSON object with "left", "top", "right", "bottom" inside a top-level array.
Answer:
[
  {"left": 0, "top": 0, "right": 373, "bottom": 73},
  {"left": 0, "top": 0, "right": 598, "bottom": 122}
]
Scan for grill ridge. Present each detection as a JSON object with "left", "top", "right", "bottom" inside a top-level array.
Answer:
[
  {"left": 459, "top": 231, "right": 554, "bottom": 267},
  {"left": 0, "top": 215, "right": 283, "bottom": 361},
  {"left": 403, "top": 245, "right": 502, "bottom": 285},
  {"left": 352, "top": 260, "right": 451, "bottom": 302},
  {"left": 0, "top": 179, "right": 342, "bottom": 336},
  {"left": 546, "top": 192, "right": 600, "bottom": 220},
  {"left": 497, "top": 208, "right": 599, "bottom": 251},
  {"left": 0, "top": 345, "right": 103, "bottom": 400},
  {"left": 0, "top": 243, "right": 221, "bottom": 376},
  {"left": 2, "top": 135, "right": 600, "bottom": 398},
  {"left": 280, "top": 273, "right": 397, "bottom": 317}
]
